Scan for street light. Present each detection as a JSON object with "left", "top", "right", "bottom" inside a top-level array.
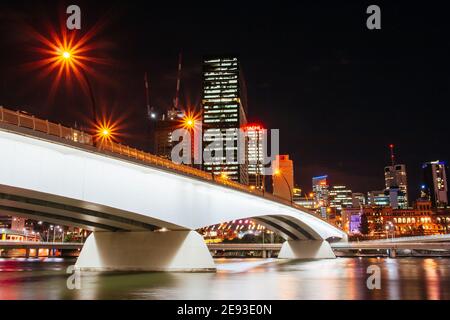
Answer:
[
  {"left": 56, "top": 48, "right": 99, "bottom": 129},
  {"left": 274, "top": 169, "right": 293, "bottom": 204}
]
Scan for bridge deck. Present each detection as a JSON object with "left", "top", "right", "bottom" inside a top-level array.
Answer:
[{"left": 0, "top": 106, "right": 325, "bottom": 221}]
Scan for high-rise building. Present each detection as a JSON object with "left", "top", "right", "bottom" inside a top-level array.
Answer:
[
  {"left": 422, "top": 160, "right": 448, "bottom": 208},
  {"left": 329, "top": 185, "right": 353, "bottom": 212},
  {"left": 202, "top": 56, "right": 248, "bottom": 183},
  {"left": 384, "top": 164, "right": 408, "bottom": 208},
  {"left": 154, "top": 108, "right": 185, "bottom": 159},
  {"left": 244, "top": 124, "right": 265, "bottom": 190},
  {"left": 312, "top": 175, "right": 329, "bottom": 207},
  {"left": 272, "top": 155, "right": 294, "bottom": 201}
]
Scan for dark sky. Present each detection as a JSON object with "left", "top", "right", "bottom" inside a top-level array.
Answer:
[{"left": 0, "top": 1, "right": 449, "bottom": 199}]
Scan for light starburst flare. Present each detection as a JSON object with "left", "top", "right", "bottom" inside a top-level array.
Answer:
[{"left": 24, "top": 22, "right": 110, "bottom": 99}]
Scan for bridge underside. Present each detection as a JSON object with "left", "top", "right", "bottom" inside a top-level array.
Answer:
[{"left": 0, "top": 185, "right": 185, "bottom": 232}]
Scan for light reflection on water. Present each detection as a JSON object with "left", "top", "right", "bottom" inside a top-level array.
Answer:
[{"left": 0, "top": 257, "right": 450, "bottom": 300}]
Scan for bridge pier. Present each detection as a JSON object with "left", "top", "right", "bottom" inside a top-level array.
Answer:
[
  {"left": 278, "top": 240, "right": 336, "bottom": 260},
  {"left": 388, "top": 248, "right": 397, "bottom": 258},
  {"left": 75, "top": 230, "right": 216, "bottom": 272}
]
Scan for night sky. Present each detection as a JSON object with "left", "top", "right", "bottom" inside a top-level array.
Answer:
[{"left": 1, "top": 1, "right": 449, "bottom": 199}]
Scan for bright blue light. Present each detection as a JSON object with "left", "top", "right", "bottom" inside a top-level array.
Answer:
[{"left": 421, "top": 185, "right": 426, "bottom": 189}]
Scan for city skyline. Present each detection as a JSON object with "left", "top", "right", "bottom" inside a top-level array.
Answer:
[
  {"left": 2, "top": 1, "right": 450, "bottom": 304},
  {"left": 0, "top": 2, "right": 449, "bottom": 199}
]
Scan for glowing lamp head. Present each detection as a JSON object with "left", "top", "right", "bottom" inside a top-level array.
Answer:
[
  {"left": 101, "top": 128, "right": 110, "bottom": 137},
  {"left": 183, "top": 116, "right": 195, "bottom": 129},
  {"left": 62, "top": 51, "right": 71, "bottom": 60},
  {"left": 274, "top": 169, "right": 281, "bottom": 176}
]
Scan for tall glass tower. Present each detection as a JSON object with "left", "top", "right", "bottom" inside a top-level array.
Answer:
[{"left": 201, "top": 56, "right": 248, "bottom": 183}]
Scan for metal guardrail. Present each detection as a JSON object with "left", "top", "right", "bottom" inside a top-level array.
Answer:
[
  {"left": 0, "top": 106, "right": 329, "bottom": 223},
  {"left": 207, "top": 243, "right": 283, "bottom": 251},
  {"left": 0, "top": 241, "right": 83, "bottom": 249},
  {"left": 354, "top": 234, "right": 450, "bottom": 244},
  {"left": 331, "top": 242, "right": 450, "bottom": 250}
]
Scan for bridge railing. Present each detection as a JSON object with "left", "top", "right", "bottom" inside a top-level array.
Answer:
[
  {"left": 0, "top": 107, "right": 93, "bottom": 145},
  {"left": 0, "top": 106, "right": 257, "bottom": 195},
  {"left": 0, "top": 106, "right": 328, "bottom": 222}
]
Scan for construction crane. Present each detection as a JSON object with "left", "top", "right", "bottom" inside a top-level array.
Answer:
[
  {"left": 144, "top": 72, "right": 156, "bottom": 120},
  {"left": 173, "top": 52, "right": 183, "bottom": 111}
]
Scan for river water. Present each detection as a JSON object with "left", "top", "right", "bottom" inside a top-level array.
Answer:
[{"left": 0, "top": 257, "right": 449, "bottom": 300}]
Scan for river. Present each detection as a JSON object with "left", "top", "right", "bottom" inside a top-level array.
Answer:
[{"left": 0, "top": 257, "right": 449, "bottom": 299}]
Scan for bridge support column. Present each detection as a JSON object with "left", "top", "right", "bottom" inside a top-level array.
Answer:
[
  {"left": 75, "top": 230, "right": 216, "bottom": 272},
  {"left": 278, "top": 240, "right": 336, "bottom": 260},
  {"left": 388, "top": 248, "right": 397, "bottom": 258}
]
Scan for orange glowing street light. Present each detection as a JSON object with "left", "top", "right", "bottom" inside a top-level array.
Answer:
[
  {"left": 27, "top": 24, "right": 111, "bottom": 141},
  {"left": 54, "top": 46, "right": 98, "bottom": 126},
  {"left": 94, "top": 120, "right": 117, "bottom": 144},
  {"left": 181, "top": 111, "right": 200, "bottom": 130}
]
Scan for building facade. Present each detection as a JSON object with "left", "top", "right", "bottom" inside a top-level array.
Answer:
[
  {"left": 244, "top": 124, "right": 265, "bottom": 190},
  {"left": 272, "top": 155, "right": 294, "bottom": 201},
  {"left": 422, "top": 160, "right": 448, "bottom": 208},
  {"left": 153, "top": 108, "right": 186, "bottom": 160},
  {"left": 329, "top": 185, "right": 353, "bottom": 212},
  {"left": 202, "top": 56, "right": 248, "bottom": 183},
  {"left": 312, "top": 175, "right": 329, "bottom": 207},
  {"left": 384, "top": 164, "right": 408, "bottom": 208},
  {"left": 342, "top": 200, "right": 449, "bottom": 237},
  {"left": 352, "top": 192, "right": 366, "bottom": 207}
]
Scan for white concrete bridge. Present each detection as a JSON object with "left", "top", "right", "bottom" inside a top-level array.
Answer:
[{"left": 0, "top": 107, "right": 347, "bottom": 271}]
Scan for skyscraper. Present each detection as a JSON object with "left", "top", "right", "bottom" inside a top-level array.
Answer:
[
  {"left": 272, "top": 155, "right": 294, "bottom": 201},
  {"left": 384, "top": 145, "right": 408, "bottom": 208},
  {"left": 154, "top": 108, "right": 185, "bottom": 160},
  {"left": 422, "top": 160, "right": 448, "bottom": 208},
  {"left": 202, "top": 56, "right": 248, "bottom": 183},
  {"left": 384, "top": 164, "right": 408, "bottom": 208},
  {"left": 244, "top": 124, "right": 265, "bottom": 190}
]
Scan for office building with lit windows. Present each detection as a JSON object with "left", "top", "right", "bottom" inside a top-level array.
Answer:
[
  {"left": 201, "top": 56, "right": 248, "bottom": 183},
  {"left": 329, "top": 185, "right": 353, "bottom": 212},
  {"left": 244, "top": 124, "right": 265, "bottom": 190},
  {"left": 422, "top": 160, "right": 448, "bottom": 208},
  {"left": 384, "top": 164, "right": 408, "bottom": 208},
  {"left": 367, "top": 190, "right": 390, "bottom": 207},
  {"left": 312, "top": 175, "right": 329, "bottom": 207}
]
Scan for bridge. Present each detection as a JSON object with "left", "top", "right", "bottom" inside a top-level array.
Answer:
[
  {"left": 207, "top": 235, "right": 450, "bottom": 258},
  {"left": 2, "top": 235, "right": 450, "bottom": 258},
  {"left": 0, "top": 106, "right": 346, "bottom": 271}
]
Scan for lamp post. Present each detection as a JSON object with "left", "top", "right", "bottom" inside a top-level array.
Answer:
[
  {"left": 182, "top": 115, "right": 195, "bottom": 167},
  {"left": 274, "top": 169, "right": 293, "bottom": 204},
  {"left": 60, "top": 50, "right": 99, "bottom": 139}
]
